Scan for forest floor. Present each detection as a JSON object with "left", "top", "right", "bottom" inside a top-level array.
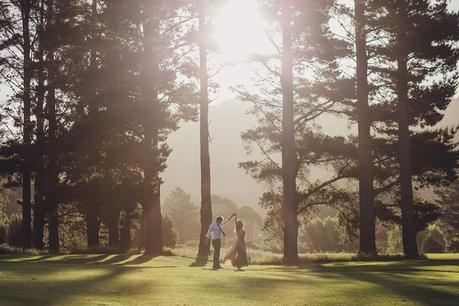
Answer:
[{"left": 0, "top": 253, "right": 458, "bottom": 305}]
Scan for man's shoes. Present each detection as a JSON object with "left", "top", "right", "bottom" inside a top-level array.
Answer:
[{"left": 213, "top": 265, "right": 223, "bottom": 270}]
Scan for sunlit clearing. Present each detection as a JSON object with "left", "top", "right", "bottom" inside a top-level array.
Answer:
[{"left": 212, "top": 0, "right": 273, "bottom": 60}]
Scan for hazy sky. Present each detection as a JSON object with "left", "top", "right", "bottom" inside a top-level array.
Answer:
[{"left": 162, "top": 101, "right": 263, "bottom": 206}]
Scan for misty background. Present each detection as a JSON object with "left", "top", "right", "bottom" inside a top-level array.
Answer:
[{"left": 162, "top": 97, "right": 459, "bottom": 208}]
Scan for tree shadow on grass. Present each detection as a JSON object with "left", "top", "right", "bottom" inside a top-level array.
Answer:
[
  {"left": 121, "top": 254, "right": 156, "bottom": 265},
  {"left": 260, "top": 257, "right": 459, "bottom": 274},
  {"left": 311, "top": 264, "right": 459, "bottom": 306},
  {"left": 272, "top": 259, "right": 459, "bottom": 305},
  {"left": 100, "top": 253, "right": 138, "bottom": 265},
  {"left": 0, "top": 261, "right": 156, "bottom": 306},
  {"left": 193, "top": 258, "right": 459, "bottom": 305},
  {"left": 0, "top": 254, "right": 112, "bottom": 265},
  {"left": 0, "top": 253, "right": 184, "bottom": 267}
]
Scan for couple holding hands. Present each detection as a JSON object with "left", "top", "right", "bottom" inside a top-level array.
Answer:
[{"left": 206, "top": 213, "right": 248, "bottom": 271}]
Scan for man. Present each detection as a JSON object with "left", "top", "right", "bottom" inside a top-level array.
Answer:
[{"left": 206, "top": 213, "right": 236, "bottom": 270}]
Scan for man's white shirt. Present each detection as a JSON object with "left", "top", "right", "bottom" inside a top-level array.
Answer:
[{"left": 206, "top": 218, "right": 230, "bottom": 240}]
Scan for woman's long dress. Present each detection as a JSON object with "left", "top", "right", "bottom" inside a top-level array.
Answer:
[{"left": 224, "top": 229, "right": 248, "bottom": 268}]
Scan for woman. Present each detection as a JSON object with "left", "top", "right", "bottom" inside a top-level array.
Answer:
[{"left": 223, "top": 214, "right": 248, "bottom": 271}]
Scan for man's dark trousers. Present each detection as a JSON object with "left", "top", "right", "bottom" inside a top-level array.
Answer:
[{"left": 212, "top": 239, "right": 221, "bottom": 269}]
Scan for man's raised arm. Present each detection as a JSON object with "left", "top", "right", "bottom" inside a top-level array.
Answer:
[{"left": 220, "top": 213, "right": 236, "bottom": 227}]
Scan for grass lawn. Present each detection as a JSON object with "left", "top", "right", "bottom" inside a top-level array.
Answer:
[{"left": 0, "top": 253, "right": 458, "bottom": 305}]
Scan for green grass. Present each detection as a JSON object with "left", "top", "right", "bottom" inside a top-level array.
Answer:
[{"left": 0, "top": 253, "right": 458, "bottom": 305}]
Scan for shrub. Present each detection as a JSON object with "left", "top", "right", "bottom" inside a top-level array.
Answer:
[
  {"left": 300, "top": 217, "right": 356, "bottom": 253},
  {"left": 0, "top": 213, "right": 8, "bottom": 244},
  {"left": 385, "top": 225, "right": 403, "bottom": 254},
  {"left": 162, "top": 215, "right": 177, "bottom": 248},
  {"left": 0, "top": 244, "right": 45, "bottom": 255},
  {"left": 422, "top": 225, "right": 447, "bottom": 253}
]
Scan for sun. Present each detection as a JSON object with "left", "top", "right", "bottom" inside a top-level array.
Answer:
[{"left": 212, "top": 0, "right": 273, "bottom": 60}]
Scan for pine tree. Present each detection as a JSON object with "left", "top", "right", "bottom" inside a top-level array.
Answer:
[
  {"left": 280, "top": 0, "right": 298, "bottom": 265},
  {"left": 196, "top": 0, "right": 212, "bottom": 263},
  {"left": 44, "top": 0, "right": 59, "bottom": 252},
  {"left": 240, "top": 0, "right": 351, "bottom": 264},
  {"left": 354, "top": 0, "right": 376, "bottom": 257},
  {"left": 32, "top": 0, "right": 46, "bottom": 250},
  {"left": 370, "top": 0, "right": 459, "bottom": 258},
  {"left": 19, "top": 0, "right": 32, "bottom": 249}
]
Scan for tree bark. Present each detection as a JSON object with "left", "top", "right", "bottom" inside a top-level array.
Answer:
[
  {"left": 46, "top": 66, "right": 59, "bottom": 254},
  {"left": 85, "top": 204, "right": 100, "bottom": 249},
  {"left": 355, "top": 0, "right": 377, "bottom": 257},
  {"left": 141, "top": 5, "right": 162, "bottom": 256},
  {"left": 196, "top": 0, "right": 212, "bottom": 262},
  {"left": 281, "top": 0, "right": 299, "bottom": 265},
  {"left": 120, "top": 211, "right": 132, "bottom": 252},
  {"left": 396, "top": 0, "right": 419, "bottom": 259},
  {"left": 20, "top": 0, "right": 32, "bottom": 249},
  {"left": 108, "top": 211, "right": 120, "bottom": 248},
  {"left": 146, "top": 189, "right": 162, "bottom": 255},
  {"left": 45, "top": 3, "right": 59, "bottom": 252},
  {"left": 82, "top": 0, "right": 101, "bottom": 251},
  {"left": 32, "top": 0, "right": 46, "bottom": 250}
]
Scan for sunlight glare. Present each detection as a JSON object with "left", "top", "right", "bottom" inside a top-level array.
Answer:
[{"left": 212, "top": 0, "right": 273, "bottom": 60}]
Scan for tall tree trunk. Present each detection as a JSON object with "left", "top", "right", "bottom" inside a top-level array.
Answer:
[
  {"left": 142, "top": 188, "right": 162, "bottom": 255},
  {"left": 196, "top": 0, "right": 212, "bottom": 262},
  {"left": 280, "top": 0, "right": 298, "bottom": 265},
  {"left": 47, "top": 75, "right": 59, "bottom": 254},
  {"left": 396, "top": 0, "right": 418, "bottom": 259},
  {"left": 32, "top": 0, "right": 46, "bottom": 250},
  {"left": 20, "top": 0, "right": 32, "bottom": 249},
  {"left": 147, "top": 189, "right": 162, "bottom": 255},
  {"left": 355, "top": 0, "right": 377, "bottom": 257},
  {"left": 82, "top": 0, "right": 101, "bottom": 251},
  {"left": 108, "top": 211, "right": 120, "bottom": 248},
  {"left": 46, "top": 6, "right": 59, "bottom": 252},
  {"left": 85, "top": 204, "right": 100, "bottom": 248},
  {"left": 120, "top": 210, "right": 132, "bottom": 252},
  {"left": 33, "top": 93, "right": 45, "bottom": 249},
  {"left": 141, "top": 7, "right": 162, "bottom": 256}
]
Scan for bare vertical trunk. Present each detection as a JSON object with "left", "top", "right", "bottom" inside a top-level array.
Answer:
[
  {"left": 108, "top": 211, "right": 120, "bottom": 248},
  {"left": 20, "top": 0, "right": 32, "bottom": 249},
  {"left": 355, "top": 0, "right": 377, "bottom": 257},
  {"left": 142, "top": 187, "right": 162, "bottom": 255},
  {"left": 32, "top": 0, "right": 46, "bottom": 250},
  {"left": 82, "top": 0, "right": 100, "bottom": 250},
  {"left": 143, "top": 185, "right": 162, "bottom": 255},
  {"left": 281, "top": 0, "right": 298, "bottom": 265},
  {"left": 47, "top": 63, "right": 59, "bottom": 254},
  {"left": 141, "top": 6, "right": 162, "bottom": 256},
  {"left": 120, "top": 211, "right": 132, "bottom": 252},
  {"left": 396, "top": 0, "right": 418, "bottom": 259},
  {"left": 45, "top": 1, "right": 59, "bottom": 253},
  {"left": 85, "top": 204, "right": 100, "bottom": 248},
  {"left": 196, "top": 0, "right": 212, "bottom": 262},
  {"left": 33, "top": 78, "right": 45, "bottom": 249}
]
